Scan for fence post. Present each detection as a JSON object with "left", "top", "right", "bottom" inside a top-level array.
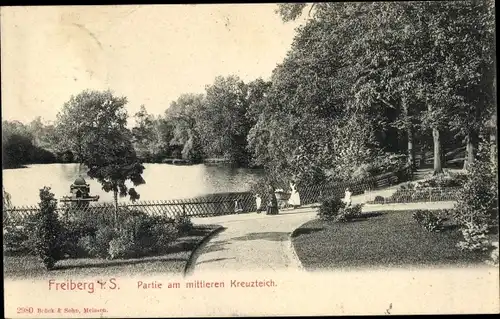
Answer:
[{"left": 182, "top": 204, "right": 186, "bottom": 218}]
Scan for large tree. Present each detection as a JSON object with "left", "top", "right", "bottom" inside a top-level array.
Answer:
[
  {"left": 197, "top": 76, "right": 251, "bottom": 166},
  {"left": 166, "top": 93, "right": 205, "bottom": 162},
  {"left": 131, "top": 105, "right": 156, "bottom": 162},
  {"left": 57, "top": 90, "right": 145, "bottom": 226},
  {"left": 275, "top": 1, "right": 495, "bottom": 176}
]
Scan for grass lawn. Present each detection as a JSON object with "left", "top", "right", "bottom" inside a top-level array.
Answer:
[
  {"left": 292, "top": 211, "right": 498, "bottom": 270},
  {"left": 4, "top": 224, "right": 222, "bottom": 279}
]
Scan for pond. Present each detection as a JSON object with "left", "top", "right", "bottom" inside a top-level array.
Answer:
[{"left": 2, "top": 163, "right": 265, "bottom": 207}]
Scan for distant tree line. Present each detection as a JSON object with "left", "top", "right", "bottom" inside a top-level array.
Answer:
[{"left": 3, "top": 2, "right": 496, "bottom": 188}]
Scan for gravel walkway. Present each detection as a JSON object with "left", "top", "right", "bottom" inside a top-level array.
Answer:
[{"left": 188, "top": 188, "right": 457, "bottom": 275}]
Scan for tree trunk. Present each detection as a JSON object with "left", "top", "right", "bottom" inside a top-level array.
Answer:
[
  {"left": 463, "top": 131, "right": 478, "bottom": 171},
  {"left": 402, "top": 97, "right": 415, "bottom": 170},
  {"left": 113, "top": 189, "right": 119, "bottom": 229},
  {"left": 433, "top": 128, "right": 443, "bottom": 175},
  {"left": 427, "top": 101, "right": 443, "bottom": 175}
]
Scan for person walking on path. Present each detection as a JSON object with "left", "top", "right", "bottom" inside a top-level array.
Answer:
[
  {"left": 343, "top": 188, "right": 352, "bottom": 207},
  {"left": 255, "top": 194, "right": 262, "bottom": 213},
  {"left": 266, "top": 184, "right": 279, "bottom": 215},
  {"left": 288, "top": 182, "right": 301, "bottom": 209}
]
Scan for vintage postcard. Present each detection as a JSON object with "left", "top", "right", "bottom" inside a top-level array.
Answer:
[{"left": 2, "top": 3, "right": 499, "bottom": 317}]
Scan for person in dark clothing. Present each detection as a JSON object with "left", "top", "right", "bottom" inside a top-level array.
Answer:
[{"left": 266, "top": 184, "right": 279, "bottom": 215}]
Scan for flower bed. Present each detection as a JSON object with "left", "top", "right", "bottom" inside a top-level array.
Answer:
[{"left": 368, "top": 173, "right": 465, "bottom": 204}]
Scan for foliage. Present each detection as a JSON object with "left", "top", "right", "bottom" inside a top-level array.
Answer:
[
  {"left": 58, "top": 220, "right": 96, "bottom": 258},
  {"left": 336, "top": 204, "right": 363, "bottom": 223},
  {"left": 55, "top": 210, "right": 184, "bottom": 260},
  {"left": 390, "top": 185, "right": 458, "bottom": 203},
  {"left": 412, "top": 210, "right": 445, "bottom": 232},
  {"left": 3, "top": 186, "right": 13, "bottom": 209},
  {"left": 317, "top": 197, "right": 345, "bottom": 221},
  {"left": 374, "top": 196, "right": 385, "bottom": 203},
  {"left": 456, "top": 221, "right": 490, "bottom": 252},
  {"left": 453, "top": 151, "right": 497, "bottom": 226},
  {"left": 487, "top": 242, "right": 499, "bottom": 266},
  {"left": 197, "top": 75, "right": 252, "bottom": 166},
  {"left": 165, "top": 94, "right": 205, "bottom": 162},
  {"left": 86, "top": 226, "right": 117, "bottom": 258},
  {"left": 131, "top": 105, "right": 159, "bottom": 162},
  {"left": 401, "top": 174, "right": 467, "bottom": 189},
  {"left": 150, "top": 222, "right": 179, "bottom": 253},
  {"left": 173, "top": 215, "right": 193, "bottom": 234},
  {"left": 352, "top": 153, "right": 408, "bottom": 180},
  {"left": 3, "top": 225, "right": 36, "bottom": 255},
  {"left": 271, "top": 1, "right": 494, "bottom": 178},
  {"left": 33, "top": 187, "right": 61, "bottom": 270},
  {"left": 108, "top": 231, "right": 137, "bottom": 259},
  {"left": 57, "top": 90, "right": 145, "bottom": 219}
]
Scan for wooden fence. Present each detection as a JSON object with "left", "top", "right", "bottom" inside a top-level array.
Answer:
[{"left": 3, "top": 166, "right": 413, "bottom": 227}]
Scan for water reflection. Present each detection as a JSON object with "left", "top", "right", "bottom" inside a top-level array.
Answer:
[{"left": 2, "top": 163, "right": 264, "bottom": 206}]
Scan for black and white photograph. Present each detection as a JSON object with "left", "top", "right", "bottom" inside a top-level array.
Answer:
[{"left": 2, "top": 2, "right": 498, "bottom": 317}]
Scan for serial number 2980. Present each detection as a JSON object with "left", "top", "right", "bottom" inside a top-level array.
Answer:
[{"left": 17, "top": 307, "right": 34, "bottom": 314}]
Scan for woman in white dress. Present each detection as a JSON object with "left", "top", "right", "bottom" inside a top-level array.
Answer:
[
  {"left": 288, "top": 182, "right": 301, "bottom": 208},
  {"left": 255, "top": 194, "right": 262, "bottom": 213},
  {"left": 343, "top": 188, "right": 352, "bottom": 207}
]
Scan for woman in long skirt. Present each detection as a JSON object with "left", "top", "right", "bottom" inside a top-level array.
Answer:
[
  {"left": 288, "top": 182, "right": 301, "bottom": 208},
  {"left": 266, "top": 184, "right": 279, "bottom": 215}
]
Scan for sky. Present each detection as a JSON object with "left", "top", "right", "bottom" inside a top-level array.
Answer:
[{"left": 1, "top": 4, "right": 306, "bottom": 125}]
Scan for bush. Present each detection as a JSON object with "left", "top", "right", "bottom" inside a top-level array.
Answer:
[
  {"left": 94, "top": 226, "right": 116, "bottom": 257},
  {"left": 335, "top": 204, "right": 363, "bottom": 222},
  {"left": 59, "top": 221, "right": 96, "bottom": 258},
  {"left": 150, "top": 222, "right": 179, "bottom": 253},
  {"left": 412, "top": 210, "right": 445, "bottom": 232},
  {"left": 3, "top": 214, "right": 39, "bottom": 255},
  {"left": 456, "top": 221, "right": 490, "bottom": 251},
  {"left": 108, "top": 231, "right": 137, "bottom": 259},
  {"left": 374, "top": 196, "right": 385, "bottom": 203},
  {"left": 454, "top": 158, "right": 497, "bottom": 226},
  {"left": 174, "top": 215, "right": 193, "bottom": 234},
  {"left": 55, "top": 208, "right": 187, "bottom": 260},
  {"left": 487, "top": 242, "right": 499, "bottom": 265},
  {"left": 318, "top": 197, "right": 345, "bottom": 221},
  {"left": 77, "top": 235, "right": 97, "bottom": 258},
  {"left": 34, "top": 187, "right": 62, "bottom": 270}
]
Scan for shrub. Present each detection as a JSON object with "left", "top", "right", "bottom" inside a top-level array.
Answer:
[
  {"left": 94, "top": 226, "right": 116, "bottom": 257},
  {"left": 318, "top": 197, "right": 345, "bottom": 221},
  {"left": 59, "top": 221, "right": 96, "bottom": 258},
  {"left": 108, "top": 231, "right": 137, "bottom": 259},
  {"left": 454, "top": 157, "right": 497, "bottom": 226},
  {"left": 487, "top": 242, "right": 499, "bottom": 265},
  {"left": 174, "top": 215, "right": 193, "bottom": 234},
  {"left": 352, "top": 164, "right": 373, "bottom": 181},
  {"left": 374, "top": 196, "right": 385, "bottom": 203},
  {"left": 412, "top": 210, "right": 445, "bottom": 232},
  {"left": 456, "top": 221, "right": 490, "bottom": 251},
  {"left": 118, "top": 212, "right": 158, "bottom": 256},
  {"left": 34, "top": 187, "right": 62, "bottom": 270},
  {"left": 77, "top": 235, "right": 97, "bottom": 258},
  {"left": 3, "top": 214, "right": 39, "bottom": 255},
  {"left": 150, "top": 222, "right": 179, "bottom": 253},
  {"left": 335, "top": 204, "right": 363, "bottom": 222}
]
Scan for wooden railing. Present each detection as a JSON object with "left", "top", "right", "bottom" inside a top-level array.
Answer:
[{"left": 3, "top": 166, "right": 414, "bottom": 226}]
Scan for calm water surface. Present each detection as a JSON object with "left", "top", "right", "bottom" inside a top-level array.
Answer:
[{"left": 3, "top": 163, "right": 265, "bottom": 206}]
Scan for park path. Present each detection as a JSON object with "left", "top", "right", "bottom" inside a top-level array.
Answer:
[{"left": 188, "top": 185, "right": 456, "bottom": 275}]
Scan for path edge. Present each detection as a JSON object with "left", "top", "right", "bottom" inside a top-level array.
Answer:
[
  {"left": 183, "top": 224, "right": 225, "bottom": 276},
  {"left": 288, "top": 226, "right": 305, "bottom": 271}
]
